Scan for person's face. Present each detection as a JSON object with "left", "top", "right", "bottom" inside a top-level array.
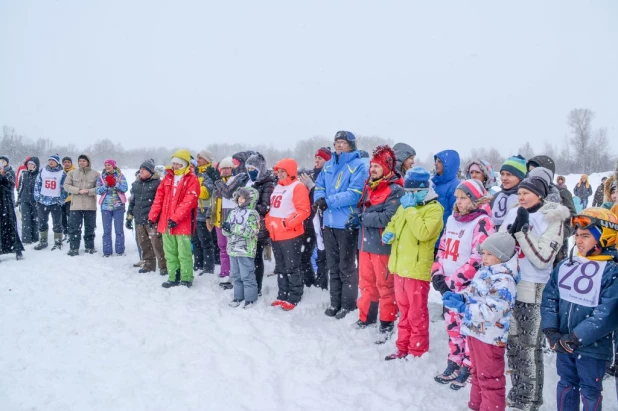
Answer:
[
  {"left": 334, "top": 139, "right": 351, "bottom": 155},
  {"left": 455, "top": 189, "right": 473, "bottom": 212},
  {"left": 517, "top": 187, "right": 541, "bottom": 209},
  {"left": 435, "top": 158, "right": 444, "bottom": 175},
  {"left": 575, "top": 228, "right": 599, "bottom": 256},
  {"left": 369, "top": 163, "right": 384, "bottom": 180},
  {"left": 27, "top": 163, "right": 36, "bottom": 171},
  {"left": 139, "top": 168, "right": 152, "bottom": 180},
  {"left": 402, "top": 156, "right": 415, "bottom": 174},
  {"left": 220, "top": 167, "right": 232, "bottom": 177},
  {"left": 196, "top": 156, "right": 208, "bottom": 167},
  {"left": 482, "top": 249, "right": 502, "bottom": 267},
  {"left": 470, "top": 169, "right": 485, "bottom": 182},
  {"left": 238, "top": 196, "right": 247, "bottom": 207},
  {"left": 78, "top": 159, "right": 89, "bottom": 168},
  {"left": 557, "top": 178, "right": 564, "bottom": 185},
  {"left": 171, "top": 162, "right": 184, "bottom": 171},
  {"left": 611, "top": 191, "right": 617, "bottom": 202},
  {"left": 314, "top": 156, "right": 326, "bottom": 169},
  {"left": 276, "top": 169, "right": 288, "bottom": 180},
  {"left": 48, "top": 159, "right": 58, "bottom": 168},
  {"left": 63, "top": 159, "right": 72, "bottom": 169},
  {"left": 104, "top": 163, "right": 114, "bottom": 172},
  {"left": 501, "top": 170, "right": 520, "bottom": 190}
]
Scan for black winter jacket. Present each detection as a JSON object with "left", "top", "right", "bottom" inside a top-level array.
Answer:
[
  {"left": 251, "top": 171, "right": 276, "bottom": 241},
  {"left": 17, "top": 157, "right": 40, "bottom": 205},
  {"left": 128, "top": 173, "right": 161, "bottom": 225}
]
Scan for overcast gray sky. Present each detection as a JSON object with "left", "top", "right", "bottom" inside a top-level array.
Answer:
[{"left": 1, "top": 0, "right": 616, "bottom": 157}]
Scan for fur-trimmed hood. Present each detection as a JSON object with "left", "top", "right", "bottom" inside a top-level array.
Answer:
[{"left": 538, "top": 201, "right": 571, "bottom": 223}]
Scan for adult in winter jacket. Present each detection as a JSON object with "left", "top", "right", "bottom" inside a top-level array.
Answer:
[
  {"left": 223, "top": 186, "right": 260, "bottom": 308},
  {"left": 0, "top": 155, "right": 16, "bottom": 204},
  {"left": 149, "top": 149, "right": 199, "bottom": 287},
  {"left": 63, "top": 154, "right": 100, "bottom": 255},
  {"left": 0, "top": 158, "right": 24, "bottom": 260},
  {"left": 499, "top": 174, "right": 570, "bottom": 411},
  {"left": 265, "top": 158, "right": 311, "bottom": 310},
  {"left": 95, "top": 159, "right": 129, "bottom": 256},
  {"left": 526, "top": 155, "right": 576, "bottom": 220},
  {"left": 351, "top": 145, "right": 403, "bottom": 343},
  {"left": 464, "top": 159, "right": 498, "bottom": 195},
  {"left": 33, "top": 154, "right": 68, "bottom": 251},
  {"left": 192, "top": 150, "right": 216, "bottom": 275},
  {"left": 127, "top": 159, "right": 166, "bottom": 274},
  {"left": 491, "top": 155, "right": 527, "bottom": 230},
  {"left": 15, "top": 156, "right": 29, "bottom": 191},
  {"left": 592, "top": 177, "right": 607, "bottom": 207},
  {"left": 246, "top": 152, "right": 276, "bottom": 294},
  {"left": 210, "top": 156, "right": 250, "bottom": 285},
  {"left": 314, "top": 131, "right": 367, "bottom": 319},
  {"left": 17, "top": 157, "right": 40, "bottom": 244},
  {"left": 392, "top": 142, "right": 416, "bottom": 177},
  {"left": 432, "top": 150, "right": 461, "bottom": 242},
  {"left": 382, "top": 167, "right": 444, "bottom": 360},
  {"left": 541, "top": 208, "right": 618, "bottom": 411},
  {"left": 61, "top": 156, "right": 76, "bottom": 240},
  {"left": 431, "top": 179, "right": 495, "bottom": 390},
  {"left": 574, "top": 174, "right": 593, "bottom": 209}
]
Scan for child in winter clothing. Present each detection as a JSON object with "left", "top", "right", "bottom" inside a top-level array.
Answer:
[
  {"left": 33, "top": 154, "right": 68, "bottom": 251},
  {"left": 17, "top": 157, "right": 40, "bottom": 244},
  {"left": 96, "top": 159, "right": 129, "bottom": 256},
  {"left": 443, "top": 232, "right": 519, "bottom": 411},
  {"left": 491, "top": 155, "right": 526, "bottom": 230},
  {"left": 499, "top": 173, "right": 570, "bottom": 410},
  {"left": 574, "top": 174, "right": 593, "bottom": 209},
  {"left": 541, "top": 208, "right": 618, "bottom": 411},
  {"left": 193, "top": 150, "right": 216, "bottom": 275},
  {"left": 382, "top": 167, "right": 444, "bottom": 360},
  {"left": 223, "top": 187, "right": 261, "bottom": 308},
  {"left": 432, "top": 179, "right": 495, "bottom": 390}
]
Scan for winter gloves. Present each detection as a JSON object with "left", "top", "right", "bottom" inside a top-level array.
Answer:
[
  {"left": 221, "top": 222, "right": 231, "bottom": 232},
  {"left": 345, "top": 212, "right": 362, "bottom": 229},
  {"left": 508, "top": 207, "right": 530, "bottom": 236},
  {"left": 544, "top": 329, "right": 581, "bottom": 354},
  {"left": 167, "top": 219, "right": 178, "bottom": 229},
  {"left": 381, "top": 231, "right": 395, "bottom": 244},
  {"left": 147, "top": 219, "right": 157, "bottom": 229},
  {"left": 125, "top": 215, "right": 133, "bottom": 230},
  {"left": 442, "top": 291, "right": 466, "bottom": 313},
  {"left": 206, "top": 166, "right": 220, "bottom": 183},
  {"left": 400, "top": 192, "right": 417, "bottom": 209},
  {"left": 105, "top": 174, "right": 116, "bottom": 187},
  {"left": 312, "top": 198, "right": 328, "bottom": 213}
]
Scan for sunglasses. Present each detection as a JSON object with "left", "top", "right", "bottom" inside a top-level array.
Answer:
[{"left": 571, "top": 215, "right": 618, "bottom": 231}]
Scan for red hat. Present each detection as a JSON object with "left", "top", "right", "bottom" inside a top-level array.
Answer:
[
  {"left": 370, "top": 145, "right": 396, "bottom": 173},
  {"left": 315, "top": 147, "right": 332, "bottom": 162}
]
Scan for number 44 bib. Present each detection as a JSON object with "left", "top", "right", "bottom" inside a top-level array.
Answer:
[{"left": 557, "top": 257, "right": 606, "bottom": 308}]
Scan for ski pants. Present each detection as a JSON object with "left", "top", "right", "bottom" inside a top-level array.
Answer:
[
  {"left": 468, "top": 337, "right": 506, "bottom": 411},
  {"left": 20, "top": 201, "right": 39, "bottom": 243},
  {"left": 445, "top": 309, "right": 471, "bottom": 368},
  {"left": 315, "top": 249, "right": 328, "bottom": 290},
  {"left": 394, "top": 275, "right": 429, "bottom": 357},
  {"left": 136, "top": 223, "right": 166, "bottom": 271},
  {"left": 193, "top": 221, "right": 215, "bottom": 272},
  {"left": 556, "top": 352, "right": 605, "bottom": 411},
  {"left": 254, "top": 238, "right": 266, "bottom": 293},
  {"left": 68, "top": 210, "right": 96, "bottom": 250},
  {"left": 357, "top": 251, "right": 396, "bottom": 323},
  {"left": 301, "top": 230, "right": 317, "bottom": 287},
  {"left": 101, "top": 208, "right": 125, "bottom": 255},
  {"left": 324, "top": 227, "right": 358, "bottom": 310},
  {"left": 216, "top": 227, "right": 230, "bottom": 276},
  {"left": 273, "top": 236, "right": 304, "bottom": 304},
  {"left": 37, "top": 203, "right": 63, "bottom": 234},
  {"left": 163, "top": 233, "right": 193, "bottom": 283},
  {"left": 231, "top": 256, "right": 258, "bottom": 303},
  {"left": 61, "top": 202, "right": 71, "bottom": 234}
]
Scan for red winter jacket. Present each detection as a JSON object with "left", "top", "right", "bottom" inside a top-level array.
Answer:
[{"left": 148, "top": 168, "right": 199, "bottom": 235}]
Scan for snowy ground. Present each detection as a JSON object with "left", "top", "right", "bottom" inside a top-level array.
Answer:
[{"left": 1, "top": 171, "right": 617, "bottom": 411}]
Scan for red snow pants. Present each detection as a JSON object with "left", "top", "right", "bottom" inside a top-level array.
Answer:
[
  {"left": 394, "top": 275, "right": 429, "bottom": 357},
  {"left": 357, "top": 251, "right": 397, "bottom": 323},
  {"left": 467, "top": 336, "right": 506, "bottom": 411}
]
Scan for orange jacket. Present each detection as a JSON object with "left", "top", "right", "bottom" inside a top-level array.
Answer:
[{"left": 265, "top": 158, "right": 311, "bottom": 241}]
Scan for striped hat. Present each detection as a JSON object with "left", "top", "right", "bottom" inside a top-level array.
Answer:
[
  {"left": 500, "top": 155, "right": 527, "bottom": 181},
  {"left": 456, "top": 179, "right": 487, "bottom": 201}
]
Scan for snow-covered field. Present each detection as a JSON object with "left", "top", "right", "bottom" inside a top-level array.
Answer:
[{"left": 1, "top": 171, "right": 617, "bottom": 411}]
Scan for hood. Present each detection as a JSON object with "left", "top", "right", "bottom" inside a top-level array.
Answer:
[
  {"left": 393, "top": 143, "right": 416, "bottom": 175},
  {"left": 538, "top": 201, "right": 571, "bottom": 223},
  {"left": 273, "top": 158, "right": 298, "bottom": 186},
  {"left": 232, "top": 151, "right": 251, "bottom": 174},
  {"left": 464, "top": 159, "right": 497, "bottom": 189},
  {"left": 25, "top": 156, "right": 40, "bottom": 173},
  {"left": 246, "top": 153, "right": 267, "bottom": 178},
  {"left": 546, "top": 185, "right": 562, "bottom": 204},
  {"left": 432, "top": 150, "right": 460, "bottom": 184},
  {"left": 334, "top": 150, "right": 361, "bottom": 165},
  {"left": 234, "top": 186, "right": 258, "bottom": 210},
  {"left": 527, "top": 155, "right": 556, "bottom": 175},
  {"left": 78, "top": 154, "right": 93, "bottom": 169}
]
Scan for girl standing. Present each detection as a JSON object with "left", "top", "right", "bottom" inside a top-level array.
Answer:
[{"left": 96, "top": 159, "right": 128, "bottom": 256}]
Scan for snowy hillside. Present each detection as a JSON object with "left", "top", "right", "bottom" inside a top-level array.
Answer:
[{"left": 1, "top": 171, "right": 617, "bottom": 411}]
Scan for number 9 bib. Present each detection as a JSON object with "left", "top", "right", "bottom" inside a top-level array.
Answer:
[{"left": 557, "top": 258, "right": 606, "bottom": 308}]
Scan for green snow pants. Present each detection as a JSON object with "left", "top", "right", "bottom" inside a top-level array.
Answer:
[{"left": 163, "top": 233, "right": 194, "bottom": 283}]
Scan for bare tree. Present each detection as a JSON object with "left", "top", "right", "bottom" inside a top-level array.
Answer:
[
  {"left": 567, "top": 108, "right": 595, "bottom": 173},
  {"left": 518, "top": 141, "right": 535, "bottom": 159}
]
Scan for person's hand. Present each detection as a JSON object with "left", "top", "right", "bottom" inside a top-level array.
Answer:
[
  {"left": 381, "top": 232, "right": 395, "bottom": 244},
  {"left": 221, "top": 222, "right": 231, "bottom": 232},
  {"left": 125, "top": 218, "right": 133, "bottom": 230},
  {"left": 509, "top": 207, "right": 530, "bottom": 235},
  {"left": 400, "top": 192, "right": 417, "bottom": 209},
  {"left": 79, "top": 189, "right": 89, "bottom": 195},
  {"left": 312, "top": 198, "right": 327, "bottom": 213},
  {"left": 442, "top": 291, "right": 465, "bottom": 313},
  {"left": 148, "top": 219, "right": 157, "bottom": 229},
  {"left": 206, "top": 219, "right": 214, "bottom": 232},
  {"left": 105, "top": 175, "right": 116, "bottom": 187},
  {"left": 167, "top": 220, "right": 178, "bottom": 229},
  {"left": 345, "top": 213, "right": 361, "bottom": 230},
  {"left": 544, "top": 329, "right": 567, "bottom": 353},
  {"left": 206, "top": 166, "right": 220, "bottom": 182},
  {"left": 558, "top": 332, "right": 581, "bottom": 354}
]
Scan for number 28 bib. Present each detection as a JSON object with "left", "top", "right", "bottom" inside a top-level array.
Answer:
[{"left": 557, "top": 257, "right": 606, "bottom": 308}]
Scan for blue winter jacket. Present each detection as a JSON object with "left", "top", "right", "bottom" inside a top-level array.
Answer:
[
  {"left": 33, "top": 164, "right": 68, "bottom": 206},
  {"left": 314, "top": 151, "right": 367, "bottom": 229},
  {"left": 541, "top": 255, "right": 618, "bottom": 361},
  {"left": 432, "top": 150, "right": 461, "bottom": 228}
]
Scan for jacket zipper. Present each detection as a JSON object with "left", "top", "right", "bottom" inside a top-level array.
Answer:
[{"left": 567, "top": 303, "right": 573, "bottom": 332}]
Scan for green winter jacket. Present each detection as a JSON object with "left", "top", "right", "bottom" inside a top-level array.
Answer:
[
  {"left": 383, "top": 189, "right": 444, "bottom": 281},
  {"left": 223, "top": 186, "right": 260, "bottom": 258}
]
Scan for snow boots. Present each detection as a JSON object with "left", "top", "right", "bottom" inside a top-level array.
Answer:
[
  {"left": 67, "top": 249, "right": 79, "bottom": 257},
  {"left": 449, "top": 365, "right": 470, "bottom": 390},
  {"left": 51, "top": 233, "right": 63, "bottom": 250},
  {"left": 384, "top": 351, "right": 408, "bottom": 361},
  {"left": 375, "top": 321, "right": 394, "bottom": 345},
  {"left": 335, "top": 308, "right": 354, "bottom": 320},
  {"left": 324, "top": 306, "right": 340, "bottom": 317},
  {"left": 34, "top": 231, "right": 48, "bottom": 250},
  {"left": 435, "top": 360, "right": 460, "bottom": 384}
]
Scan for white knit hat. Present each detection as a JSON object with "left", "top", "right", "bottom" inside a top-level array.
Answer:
[{"left": 218, "top": 156, "right": 234, "bottom": 169}]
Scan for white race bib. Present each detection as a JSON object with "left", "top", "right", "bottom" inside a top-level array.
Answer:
[
  {"left": 268, "top": 181, "right": 300, "bottom": 218},
  {"left": 557, "top": 258, "right": 606, "bottom": 308},
  {"left": 492, "top": 192, "right": 518, "bottom": 226},
  {"left": 441, "top": 214, "right": 485, "bottom": 275},
  {"left": 40, "top": 168, "right": 62, "bottom": 198}
]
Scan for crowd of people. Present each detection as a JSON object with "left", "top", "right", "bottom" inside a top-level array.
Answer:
[{"left": 1, "top": 132, "right": 618, "bottom": 411}]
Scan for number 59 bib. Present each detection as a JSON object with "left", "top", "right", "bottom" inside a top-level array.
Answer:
[{"left": 557, "top": 258, "right": 606, "bottom": 308}]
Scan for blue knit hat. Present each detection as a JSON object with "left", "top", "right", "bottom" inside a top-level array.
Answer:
[
  {"left": 500, "top": 155, "right": 527, "bottom": 181},
  {"left": 48, "top": 154, "right": 61, "bottom": 164},
  {"left": 404, "top": 167, "right": 431, "bottom": 189}
]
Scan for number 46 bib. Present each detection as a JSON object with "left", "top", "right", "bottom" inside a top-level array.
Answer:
[{"left": 557, "top": 258, "right": 606, "bottom": 308}]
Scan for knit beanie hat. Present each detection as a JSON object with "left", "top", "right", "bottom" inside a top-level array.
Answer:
[
  {"left": 62, "top": 156, "right": 72, "bottom": 164},
  {"left": 501, "top": 155, "right": 527, "bottom": 182},
  {"left": 404, "top": 167, "right": 431, "bottom": 189},
  {"left": 456, "top": 179, "right": 487, "bottom": 201},
  {"left": 315, "top": 147, "right": 332, "bottom": 162},
  {"left": 219, "top": 156, "right": 234, "bottom": 169},
  {"left": 0, "top": 155, "right": 8, "bottom": 166},
  {"left": 479, "top": 232, "right": 516, "bottom": 262},
  {"left": 334, "top": 130, "right": 357, "bottom": 151},
  {"left": 519, "top": 175, "right": 549, "bottom": 199},
  {"left": 77, "top": 154, "right": 90, "bottom": 165},
  {"left": 104, "top": 159, "right": 117, "bottom": 168},
  {"left": 528, "top": 167, "right": 553, "bottom": 186},
  {"left": 526, "top": 155, "right": 556, "bottom": 175},
  {"left": 197, "top": 150, "right": 214, "bottom": 164},
  {"left": 48, "top": 154, "right": 61, "bottom": 164},
  {"left": 140, "top": 159, "right": 156, "bottom": 175},
  {"left": 370, "top": 145, "right": 396, "bottom": 174}
]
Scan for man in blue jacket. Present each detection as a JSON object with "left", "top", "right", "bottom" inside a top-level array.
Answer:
[
  {"left": 432, "top": 149, "right": 461, "bottom": 252},
  {"left": 314, "top": 131, "right": 367, "bottom": 319},
  {"left": 541, "top": 207, "right": 618, "bottom": 411}
]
